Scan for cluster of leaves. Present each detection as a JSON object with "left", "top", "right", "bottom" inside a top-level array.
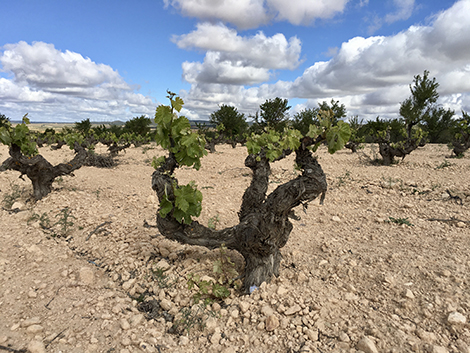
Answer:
[
  {"left": 387, "top": 216, "right": 414, "bottom": 227},
  {"left": 153, "top": 92, "right": 207, "bottom": 225},
  {"left": 154, "top": 93, "right": 207, "bottom": 170},
  {"left": 27, "top": 207, "right": 76, "bottom": 237},
  {"left": 159, "top": 181, "right": 203, "bottom": 225},
  {"left": 0, "top": 114, "right": 38, "bottom": 156}
]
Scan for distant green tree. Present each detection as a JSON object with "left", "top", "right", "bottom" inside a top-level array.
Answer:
[
  {"left": 255, "top": 97, "right": 290, "bottom": 133},
  {"left": 318, "top": 99, "right": 347, "bottom": 123},
  {"left": 421, "top": 106, "right": 455, "bottom": 143},
  {"left": 74, "top": 118, "right": 92, "bottom": 136},
  {"left": 124, "top": 115, "right": 151, "bottom": 136},
  {"left": 210, "top": 105, "right": 248, "bottom": 141},
  {"left": 291, "top": 108, "right": 319, "bottom": 136},
  {"left": 451, "top": 110, "right": 470, "bottom": 156},
  {"left": 344, "top": 116, "right": 365, "bottom": 153},
  {"left": 0, "top": 113, "right": 9, "bottom": 128}
]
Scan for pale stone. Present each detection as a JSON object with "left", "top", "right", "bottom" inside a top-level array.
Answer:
[
  {"left": 179, "top": 336, "right": 189, "bottom": 346},
  {"left": 28, "top": 290, "right": 37, "bottom": 298},
  {"left": 432, "top": 346, "right": 449, "bottom": 353},
  {"left": 339, "top": 332, "right": 350, "bottom": 342},
  {"left": 356, "top": 336, "right": 378, "bottom": 353},
  {"left": 230, "top": 309, "right": 239, "bottom": 319},
  {"left": 277, "top": 286, "right": 288, "bottom": 296},
  {"left": 130, "top": 313, "right": 144, "bottom": 326},
  {"left": 205, "top": 317, "right": 218, "bottom": 334},
  {"left": 284, "top": 304, "right": 301, "bottom": 316},
  {"left": 22, "top": 317, "right": 41, "bottom": 327},
  {"left": 26, "top": 325, "right": 44, "bottom": 333},
  {"left": 332, "top": 216, "right": 341, "bottom": 222},
  {"left": 155, "top": 259, "right": 170, "bottom": 271},
  {"left": 210, "top": 332, "right": 221, "bottom": 345},
  {"left": 448, "top": 312, "right": 466, "bottom": 325},
  {"left": 261, "top": 305, "right": 274, "bottom": 317},
  {"left": 122, "top": 278, "right": 136, "bottom": 291},
  {"left": 79, "top": 267, "right": 94, "bottom": 285},
  {"left": 403, "top": 289, "right": 415, "bottom": 299},
  {"left": 27, "top": 340, "right": 46, "bottom": 353},
  {"left": 305, "top": 329, "right": 319, "bottom": 342},
  {"left": 27, "top": 245, "right": 43, "bottom": 254},
  {"left": 11, "top": 201, "right": 24, "bottom": 210},
  {"left": 160, "top": 298, "right": 172, "bottom": 311},
  {"left": 265, "top": 315, "right": 279, "bottom": 331},
  {"left": 120, "top": 318, "right": 131, "bottom": 330}
]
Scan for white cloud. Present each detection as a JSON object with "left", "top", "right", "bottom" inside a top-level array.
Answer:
[
  {"left": 0, "top": 41, "right": 155, "bottom": 121},
  {"left": 173, "top": 23, "right": 302, "bottom": 70},
  {"left": 267, "top": 0, "right": 349, "bottom": 25},
  {"left": 175, "top": 23, "right": 302, "bottom": 85},
  {"left": 164, "top": 0, "right": 349, "bottom": 29},
  {"left": 385, "top": 0, "right": 415, "bottom": 24},
  {"left": 180, "top": 0, "right": 470, "bottom": 121}
]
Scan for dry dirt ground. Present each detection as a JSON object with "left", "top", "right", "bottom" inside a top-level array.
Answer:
[{"left": 1, "top": 142, "right": 470, "bottom": 353}]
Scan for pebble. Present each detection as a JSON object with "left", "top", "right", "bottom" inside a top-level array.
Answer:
[
  {"left": 26, "top": 325, "right": 44, "bottom": 333},
  {"left": 155, "top": 259, "right": 170, "bottom": 271},
  {"left": 277, "top": 286, "right": 288, "bottom": 296},
  {"left": 11, "top": 201, "right": 25, "bottom": 210},
  {"left": 284, "top": 304, "right": 301, "bottom": 316},
  {"left": 265, "top": 315, "right": 279, "bottom": 331},
  {"left": 261, "top": 305, "right": 274, "bottom": 317},
  {"left": 27, "top": 340, "right": 46, "bottom": 353},
  {"left": 22, "top": 317, "right": 41, "bottom": 327},
  {"left": 122, "top": 278, "right": 136, "bottom": 291},
  {"left": 305, "top": 329, "right": 318, "bottom": 341},
  {"left": 230, "top": 309, "right": 239, "bottom": 319},
  {"left": 239, "top": 301, "right": 250, "bottom": 313},
  {"left": 403, "top": 289, "right": 415, "bottom": 299},
  {"left": 432, "top": 346, "right": 449, "bottom": 353},
  {"left": 28, "top": 290, "right": 38, "bottom": 298},
  {"left": 79, "top": 267, "right": 95, "bottom": 285},
  {"left": 179, "top": 336, "right": 189, "bottom": 346},
  {"left": 130, "top": 313, "right": 144, "bottom": 327},
  {"left": 448, "top": 312, "right": 466, "bottom": 325},
  {"left": 120, "top": 318, "right": 131, "bottom": 330},
  {"left": 356, "top": 336, "right": 378, "bottom": 353},
  {"left": 160, "top": 298, "right": 172, "bottom": 311},
  {"left": 332, "top": 216, "right": 341, "bottom": 222}
]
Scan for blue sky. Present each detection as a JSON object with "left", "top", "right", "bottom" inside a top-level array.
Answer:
[{"left": 1, "top": 0, "right": 469, "bottom": 123}]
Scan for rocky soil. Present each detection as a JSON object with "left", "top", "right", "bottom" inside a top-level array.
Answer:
[{"left": 1, "top": 142, "right": 469, "bottom": 353}]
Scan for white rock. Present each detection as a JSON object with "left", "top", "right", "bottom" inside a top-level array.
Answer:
[
  {"left": 11, "top": 201, "right": 24, "bottom": 210},
  {"left": 261, "top": 305, "right": 274, "bottom": 317},
  {"left": 403, "top": 289, "right": 415, "bottom": 299},
  {"left": 22, "top": 317, "right": 41, "bottom": 327},
  {"left": 284, "top": 304, "right": 301, "bottom": 316},
  {"left": 155, "top": 259, "right": 170, "bottom": 271},
  {"left": 230, "top": 309, "right": 239, "bottom": 319},
  {"left": 130, "top": 313, "right": 144, "bottom": 327},
  {"left": 277, "top": 286, "right": 288, "bottom": 296},
  {"left": 448, "top": 312, "right": 466, "bottom": 325},
  {"left": 79, "top": 267, "right": 94, "bottom": 285},
  {"left": 160, "top": 298, "right": 172, "bottom": 311},
  {"left": 179, "top": 336, "right": 189, "bottom": 346},
  {"left": 265, "top": 315, "right": 279, "bottom": 331},
  {"left": 238, "top": 301, "right": 250, "bottom": 313},
  {"left": 356, "top": 336, "right": 378, "bottom": 353},
  {"left": 26, "top": 325, "right": 44, "bottom": 333},
  {"left": 332, "top": 216, "right": 341, "bottom": 222},
  {"left": 205, "top": 317, "right": 218, "bottom": 334},
  {"left": 122, "top": 278, "right": 136, "bottom": 291},
  {"left": 27, "top": 340, "right": 46, "bottom": 353},
  {"left": 305, "top": 328, "right": 318, "bottom": 341},
  {"left": 432, "top": 346, "right": 449, "bottom": 353},
  {"left": 120, "top": 318, "right": 131, "bottom": 330}
]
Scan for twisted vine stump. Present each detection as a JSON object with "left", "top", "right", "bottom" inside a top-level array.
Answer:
[
  {"left": 1, "top": 143, "right": 87, "bottom": 200},
  {"left": 152, "top": 137, "right": 327, "bottom": 293}
]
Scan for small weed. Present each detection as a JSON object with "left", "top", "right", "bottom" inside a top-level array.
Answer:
[
  {"left": 53, "top": 207, "right": 76, "bottom": 237},
  {"left": 150, "top": 267, "right": 176, "bottom": 289},
  {"left": 2, "top": 182, "right": 22, "bottom": 209},
  {"left": 208, "top": 214, "right": 220, "bottom": 230},
  {"left": 93, "top": 189, "right": 101, "bottom": 199},
  {"left": 201, "top": 186, "right": 214, "bottom": 189},
  {"left": 55, "top": 176, "right": 64, "bottom": 184},
  {"left": 436, "top": 159, "right": 452, "bottom": 169},
  {"left": 431, "top": 183, "right": 441, "bottom": 191},
  {"left": 170, "top": 304, "right": 216, "bottom": 335},
  {"left": 337, "top": 170, "right": 352, "bottom": 187},
  {"left": 387, "top": 217, "right": 414, "bottom": 226},
  {"left": 28, "top": 212, "right": 51, "bottom": 229}
]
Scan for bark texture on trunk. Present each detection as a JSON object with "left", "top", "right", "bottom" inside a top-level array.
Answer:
[
  {"left": 151, "top": 137, "right": 327, "bottom": 292},
  {"left": 1, "top": 143, "right": 87, "bottom": 200}
]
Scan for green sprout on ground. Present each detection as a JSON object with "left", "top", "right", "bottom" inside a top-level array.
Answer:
[{"left": 387, "top": 217, "right": 414, "bottom": 226}]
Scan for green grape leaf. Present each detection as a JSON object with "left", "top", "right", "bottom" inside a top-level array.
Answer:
[
  {"left": 212, "top": 283, "right": 230, "bottom": 299},
  {"left": 172, "top": 96, "right": 184, "bottom": 112},
  {"left": 159, "top": 195, "right": 174, "bottom": 218},
  {"left": 326, "top": 121, "right": 351, "bottom": 154}
]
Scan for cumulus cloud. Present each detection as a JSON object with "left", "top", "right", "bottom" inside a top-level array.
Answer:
[
  {"left": 180, "top": 0, "right": 470, "bottom": 121},
  {"left": 0, "top": 41, "right": 155, "bottom": 121},
  {"left": 173, "top": 23, "right": 302, "bottom": 70},
  {"left": 164, "top": 0, "right": 349, "bottom": 29},
  {"left": 174, "top": 23, "right": 302, "bottom": 85}
]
